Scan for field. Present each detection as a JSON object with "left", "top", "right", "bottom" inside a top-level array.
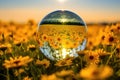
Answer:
[{"left": 0, "top": 20, "right": 120, "bottom": 80}]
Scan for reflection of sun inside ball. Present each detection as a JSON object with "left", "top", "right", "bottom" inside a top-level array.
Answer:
[
  {"left": 61, "top": 19, "right": 67, "bottom": 23},
  {"left": 37, "top": 10, "right": 87, "bottom": 61}
]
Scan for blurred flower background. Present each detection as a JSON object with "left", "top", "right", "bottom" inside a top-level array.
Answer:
[
  {"left": 0, "top": 0, "right": 120, "bottom": 80},
  {"left": 0, "top": 19, "right": 120, "bottom": 80}
]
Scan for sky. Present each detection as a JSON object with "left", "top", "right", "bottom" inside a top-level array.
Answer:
[{"left": 0, "top": 0, "right": 120, "bottom": 23}]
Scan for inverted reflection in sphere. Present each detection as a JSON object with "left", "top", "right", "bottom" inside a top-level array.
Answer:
[{"left": 37, "top": 10, "right": 87, "bottom": 61}]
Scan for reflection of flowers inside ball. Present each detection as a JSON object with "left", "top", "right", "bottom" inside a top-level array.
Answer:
[{"left": 37, "top": 10, "right": 87, "bottom": 61}]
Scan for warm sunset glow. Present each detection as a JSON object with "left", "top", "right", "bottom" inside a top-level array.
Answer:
[{"left": 0, "top": 0, "right": 119, "bottom": 22}]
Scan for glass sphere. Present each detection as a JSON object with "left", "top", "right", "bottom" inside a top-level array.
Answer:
[{"left": 37, "top": 10, "right": 87, "bottom": 61}]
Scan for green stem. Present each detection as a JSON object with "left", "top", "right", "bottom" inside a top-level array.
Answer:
[
  {"left": 105, "top": 46, "right": 116, "bottom": 65},
  {"left": 3, "top": 51, "right": 7, "bottom": 60},
  {"left": 79, "top": 56, "right": 83, "bottom": 68},
  {"left": 0, "top": 73, "right": 7, "bottom": 78},
  {"left": 18, "top": 73, "right": 21, "bottom": 80},
  {"left": 7, "top": 69, "right": 10, "bottom": 80}
]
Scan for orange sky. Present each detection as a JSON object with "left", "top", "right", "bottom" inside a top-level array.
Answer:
[
  {"left": 0, "top": 0, "right": 120, "bottom": 23},
  {"left": 0, "top": 8, "right": 119, "bottom": 23}
]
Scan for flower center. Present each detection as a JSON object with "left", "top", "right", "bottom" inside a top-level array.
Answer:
[
  {"left": 44, "top": 36, "right": 47, "bottom": 39},
  {"left": 92, "top": 70, "right": 99, "bottom": 76},
  {"left": 101, "top": 36, "right": 105, "bottom": 40},
  {"left": 116, "top": 48, "right": 120, "bottom": 53},
  {"left": 117, "top": 26, "right": 120, "bottom": 30},
  {"left": 14, "top": 60, "right": 21, "bottom": 64},
  {"left": 109, "top": 37, "right": 114, "bottom": 42},
  {"left": 89, "top": 55, "right": 94, "bottom": 60}
]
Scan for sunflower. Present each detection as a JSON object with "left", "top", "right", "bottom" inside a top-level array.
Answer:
[
  {"left": 51, "top": 43, "right": 60, "bottom": 49},
  {"left": 14, "top": 68, "right": 24, "bottom": 76},
  {"left": 23, "top": 76, "right": 32, "bottom": 80},
  {"left": 95, "top": 49, "right": 110, "bottom": 56},
  {"left": 79, "top": 64, "right": 113, "bottom": 80},
  {"left": 37, "top": 39, "right": 43, "bottom": 47},
  {"left": 55, "top": 36, "right": 62, "bottom": 44},
  {"left": 41, "top": 74, "right": 62, "bottom": 80},
  {"left": 62, "top": 39, "right": 72, "bottom": 49},
  {"left": 0, "top": 50, "right": 3, "bottom": 55},
  {"left": 71, "top": 41, "right": 79, "bottom": 48},
  {"left": 55, "top": 57, "right": 74, "bottom": 67},
  {"left": 56, "top": 70, "right": 73, "bottom": 77},
  {"left": 84, "top": 50, "right": 100, "bottom": 65},
  {"left": 5, "top": 47, "right": 13, "bottom": 54},
  {"left": 116, "top": 44, "right": 120, "bottom": 58},
  {"left": 36, "top": 59, "right": 50, "bottom": 68},
  {"left": 27, "top": 44, "right": 36, "bottom": 51},
  {"left": 101, "top": 32, "right": 119, "bottom": 45},
  {"left": 41, "top": 34, "right": 49, "bottom": 41},
  {"left": 110, "top": 24, "right": 120, "bottom": 35},
  {"left": 0, "top": 43, "right": 11, "bottom": 52},
  {"left": 13, "top": 39, "right": 22, "bottom": 46},
  {"left": 96, "top": 30, "right": 107, "bottom": 45},
  {"left": 0, "top": 44, "right": 8, "bottom": 52},
  {"left": 74, "top": 34, "right": 83, "bottom": 43},
  {"left": 3, "top": 56, "right": 33, "bottom": 69},
  {"left": 116, "top": 44, "right": 120, "bottom": 53},
  {"left": 48, "top": 36, "right": 54, "bottom": 44},
  {"left": 86, "top": 38, "right": 95, "bottom": 49}
]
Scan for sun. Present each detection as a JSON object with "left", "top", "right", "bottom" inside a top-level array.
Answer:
[
  {"left": 58, "top": 0, "right": 66, "bottom": 3},
  {"left": 61, "top": 19, "right": 67, "bottom": 23}
]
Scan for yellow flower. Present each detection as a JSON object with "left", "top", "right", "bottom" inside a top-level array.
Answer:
[
  {"left": 21, "top": 37, "right": 29, "bottom": 43},
  {"left": 48, "top": 36, "right": 54, "bottom": 43},
  {"left": 56, "top": 70, "right": 73, "bottom": 77},
  {"left": 0, "top": 50, "right": 3, "bottom": 56},
  {"left": 74, "top": 34, "right": 83, "bottom": 43},
  {"left": 41, "top": 74, "right": 62, "bottom": 80},
  {"left": 62, "top": 39, "right": 72, "bottom": 48},
  {"left": 36, "top": 59, "right": 50, "bottom": 68},
  {"left": 0, "top": 43, "right": 11, "bottom": 52},
  {"left": 3, "top": 56, "right": 33, "bottom": 69},
  {"left": 71, "top": 41, "right": 79, "bottom": 48},
  {"left": 116, "top": 44, "right": 120, "bottom": 53},
  {"left": 0, "top": 44, "right": 8, "bottom": 52},
  {"left": 86, "top": 38, "right": 97, "bottom": 49},
  {"left": 95, "top": 30, "right": 107, "bottom": 45},
  {"left": 110, "top": 24, "right": 120, "bottom": 36},
  {"left": 23, "top": 76, "right": 32, "bottom": 80},
  {"left": 27, "top": 44, "right": 36, "bottom": 51},
  {"left": 41, "top": 34, "right": 48, "bottom": 41},
  {"left": 14, "top": 68, "right": 24, "bottom": 76},
  {"left": 51, "top": 43, "right": 60, "bottom": 49},
  {"left": 101, "top": 32, "right": 119, "bottom": 45},
  {"left": 95, "top": 49, "right": 110, "bottom": 56},
  {"left": 55, "top": 57, "right": 74, "bottom": 67},
  {"left": 116, "top": 44, "right": 120, "bottom": 58},
  {"left": 6, "top": 47, "right": 13, "bottom": 54},
  {"left": 80, "top": 64, "right": 113, "bottom": 80},
  {"left": 13, "top": 39, "right": 22, "bottom": 46},
  {"left": 84, "top": 50, "right": 100, "bottom": 65},
  {"left": 99, "top": 65, "right": 113, "bottom": 79},
  {"left": 37, "top": 39, "right": 43, "bottom": 47},
  {"left": 55, "top": 36, "right": 62, "bottom": 44}
]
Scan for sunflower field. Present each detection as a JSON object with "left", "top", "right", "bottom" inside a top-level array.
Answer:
[{"left": 0, "top": 20, "right": 120, "bottom": 80}]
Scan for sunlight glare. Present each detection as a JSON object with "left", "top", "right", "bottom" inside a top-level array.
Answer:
[
  {"left": 61, "top": 19, "right": 67, "bottom": 23},
  {"left": 62, "top": 48, "right": 69, "bottom": 58}
]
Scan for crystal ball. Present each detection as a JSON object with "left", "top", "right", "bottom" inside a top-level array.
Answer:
[{"left": 37, "top": 10, "right": 87, "bottom": 61}]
